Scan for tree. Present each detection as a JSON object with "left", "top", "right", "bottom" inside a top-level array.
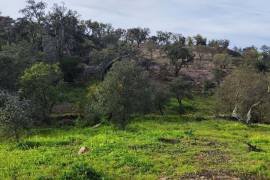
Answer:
[
  {"left": 83, "top": 20, "right": 122, "bottom": 49},
  {"left": 152, "top": 83, "right": 171, "bottom": 115},
  {"left": 186, "top": 36, "right": 194, "bottom": 47},
  {"left": 261, "top": 45, "right": 270, "bottom": 61},
  {"left": 46, "top": 3, "right": 84, "bottom": 58},
  {"left": 212, "top": 68, "right": 227, "bottom": 85},
  {"left": 213, "top": 53, "right": 231, "bottom": 70},
  {"left": 166, "top": 44, "right": 194, "bottom": 76},
  {"left": 0, "top": 55, "right": 19, "bottom": 90},
  {"left": 255, "top": 60, "right": 269, "bottom": 74},
  {"left": 0, "top": 91, "right": 32, "bottom": 141},
  {"left": 94, "top": 60, "right": 153, "bottom": 128},
  {"left": 0, "top": 41, "right": 43, "bottom": 90},
  {"left": 193, "top": 34, "right": 207, "bottom": 46},
  {"left": 170, "top": 76, "right": 193, "bottom": 114},
  {"left": 242, "top": 46, "right": 259, "bottom": 61},
  {"left": 20, "top": 62, "right": 62, "bottom": 123},
  {"left": 127, "top": 28, "right": 150, "bottom": 47},
  {"left": 212, "top": 53, "right": 232, "bottom": 85},
  {"left": 60, "top": 56, "right": 82, "bottom": 82},
  {"left": 171, "top": 33, "right": 186, "bottom": 46},
  {"left": 156, "top": 31, "right": 172, "bottom": 46},
  {"left": 145, "top": 38, "right": 157, "bottom": 60},
  {"left": 19, "top": 0, "right": 46, "bottom": 51},
  {"left": 208, "top": 39, "right": 230, "bottom": 50},
  {"left": 0, "top": 16, "right": 15, "bottom": 50},
  {"left": 215, "top": 68, "right": 270, "bottom": 124}
]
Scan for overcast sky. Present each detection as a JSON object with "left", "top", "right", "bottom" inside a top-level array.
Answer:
[{"left": 1, "top": 0, "right": 270, "bottom": 48}]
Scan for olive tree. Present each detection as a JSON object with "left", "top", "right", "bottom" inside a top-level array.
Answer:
[
  {"left": 166, "top": 44, "right": 194, "bottom": 77},
  {"left": 0, "top": 91, "right": 32, "bottom": 141},
  {"left": 170, "top": 76, "right": 193, "bottom": 114},
  {"left": 152, "top": 83, "right": 171, "bottom": 115},
  {"left": 127, "top": 28, "right": 150, "bottom": 47},
  {"left": 94, "top": 60, "right": 153, "bottom": 128},
  {"left": 20, "top": 62, "right": 62, "bottom": 124}
]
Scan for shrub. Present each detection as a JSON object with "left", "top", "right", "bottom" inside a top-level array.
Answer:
[
  {"left": 202, "top": 80, "right": 216, "bottom": 95},
  {"left": 61, "top": 163, "right": 102, "bottom": 180},
  {"left": 0, "top": 90, "right": 32, "bottom": 141},
  {"left": 94, "top": 60, "right": 153, "bottom": 129},
  {"left": 20, "top": 62, "right": 62, "bottom": 124},
  {"left": 80, "top": 84, "right": 102, "bottom": 127}
]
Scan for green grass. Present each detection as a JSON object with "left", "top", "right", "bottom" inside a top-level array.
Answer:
[{"left": 1, "top": 97, "right": 270, "bottom": 179}]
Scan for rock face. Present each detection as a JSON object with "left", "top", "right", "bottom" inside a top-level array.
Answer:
[{"left": 78, "top": 146, "right": 89, "bottom": 155}]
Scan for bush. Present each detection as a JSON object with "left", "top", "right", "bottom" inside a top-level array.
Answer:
[
  {"left": 202, "top": 80, "right": 216, "bottom": 95},
  {"left": 61, "top": 163, "right": 102, "bottom": 180},
  {"left": 79, "top": 84, "right": 102, "bottom": 127},
  {"left": 94, "top": 60, "right": 153, "bottom": 129},
  {"left": 0, "top": 90, "right": 32, "bottom": 141},
  {"left": 20, "top": 62, "right": 63, "bottom": 124}
]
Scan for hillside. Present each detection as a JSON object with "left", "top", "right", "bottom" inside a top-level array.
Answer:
[
  {"left": 139, "top": 45, "right": 236, "bottom": 87},
  {"left": 1, "top": 97, "right": 270, "bottom": 179}
]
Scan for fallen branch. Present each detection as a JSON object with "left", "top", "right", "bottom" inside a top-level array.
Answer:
[{"left": 246, "top": 142, "right": 264, "bottom": 152}]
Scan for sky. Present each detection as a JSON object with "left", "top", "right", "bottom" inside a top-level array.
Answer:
[{"left": 1, "top": 0, "right": 270, "bottom": 48}]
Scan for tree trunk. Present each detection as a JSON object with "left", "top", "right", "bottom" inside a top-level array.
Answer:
[
  {"left": 246, "top": 102, "right": 261, "bottom": 124},
  {"left": 158, "top": 104, "right": 164, "bottom": 115},
  {"left": 177, "top": 98, "right": 183, "bottom": 114}
]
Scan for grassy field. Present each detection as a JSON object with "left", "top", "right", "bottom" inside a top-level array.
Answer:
[{"left": 1, "top": 97, "right": 270, "bottom": 179}]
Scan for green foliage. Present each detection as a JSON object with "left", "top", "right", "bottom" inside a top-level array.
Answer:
[
  {"left": 208, "top": 39, "right": 230, "bottom": 49},
  {"left": 0, "top": 56, "right": 19, "bottom": 90},
  {"left": 0, "top": 41, "right": 43, "bottom": 90},
  {"left": 213, "top": 53, "right": 232, "bottom": 69},
  {"left": 60, "top": 56, "right": 82, "bottom": 82},
  {"left": 0, "top": 91, "right": 32, "bottom": 141},
  {"left": 20, "top": 62, "right": 62, "bottom": 123},
  {"left": 170, "top": 76, "right": 193, "bottom": 114},
  {"left": 89, "top": 48, "right": 118, "bottom": 65},
  {"left": 61, "top": 163, "right": 102, "bottom": 180},
  {"left": 166, "top": 44, "right": 193, "bottom": 76},
  {"left": 81, "top": 84, "right": 102, "bottom": 127},
  {"left": 193, "top": 34, "right": 207, "bottom": 46},
  {"left": 255, "top": 60, "right": 269, "bottom": 73},
  {"left": 215, "top": 68, "right": 270, "bottom": 123},
  {"left": 94, "top": 60, "right": 153, "bottom": 128},
  {"left": 152, "top": 83, "right": 171, "bottom": 115},
  {"left": 212, "top": 68, "right": 227, "bottom": 85},
  {"left": 202, "top": 80, "right": 216, "bottom": 95},
  {"left": 127, "top": 28, "right": 150, "bottom": 47}
]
